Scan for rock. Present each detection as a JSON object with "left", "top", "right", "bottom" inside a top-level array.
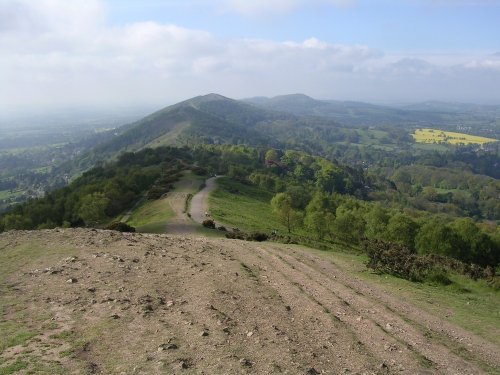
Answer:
[
  {"left": 239, "top": 358, "right": 252, "bottom": 367},
  {"left": 246, "top": 331, "right": 254, "bottom": 337},
  {"left": 174, "top": 360, "right": 189, "bottom": 370},
  {"left": 200, "top": 330, "right": 209, "bottom": 337},
  {"left": 158, "top": 343, "right": 178, "bottom": 351},
  {"left": 166, "top": 300, "right": 174, "bottom": 307},
  {"left": 87, "top": 287, "right": 96, "bottom": 293},
  {"left": 285, "top": 305, "right": 291, "bottom": 311},
  {"left": 110, "top": 314, "right": 120, "bottom": 319},
  {"left": 385, "top": 323, "right": 393, "bottom": 330},
  {"left": 66, "top": 278, "right": 78, "bottom": 283},
  {"left": 306, "top": 367, "right": 320, "bottom": 374}
]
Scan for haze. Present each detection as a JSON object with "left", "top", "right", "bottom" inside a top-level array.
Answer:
[{"left": 1, "top": 0, "right": 500, "bottom": 117}]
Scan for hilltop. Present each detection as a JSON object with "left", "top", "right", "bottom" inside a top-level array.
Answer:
[{"left": 1, "top": 229, "right": 499, "bottom": 374}]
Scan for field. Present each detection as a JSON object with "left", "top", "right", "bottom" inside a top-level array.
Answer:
[
  {"left": 413, "top": 128, "right": 498, "bottom": 145},
  {"left": 208, "top": 178, "right": 283, "bottom": 233}
]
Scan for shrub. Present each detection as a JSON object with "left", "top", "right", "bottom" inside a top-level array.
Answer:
[
  {"left": 217, "top": 226, "right": 227, "bottom": 231},
  {"left": 202, "top": 219, "right": 216, "bottom": 229},
  {"left": 425, "top": 269, "right": 452, "bottom": 285},
  {"left": 105, "top": 221, "right": 136, "bottom": 232},
  {"left": 247, "top": 232, "right": 269, "bottom": 242}
]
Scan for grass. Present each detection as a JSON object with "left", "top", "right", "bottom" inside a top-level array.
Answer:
[
  {"left": 0, "top": 359, "right": 28, "bottom": 375},
  {"left": 208, "top": 177, "right": 283, "bottom": 233},
  {"left": 125, "top": 197, "right": 174, "bottom": 233},
  {"left": 412, "top": 128, "right": 497, "bottom": 146}
]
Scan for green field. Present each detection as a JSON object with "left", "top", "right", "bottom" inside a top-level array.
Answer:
[
  {"left": 413, "top": 128, "right": 497, "bottom": 145},
  {"left": 125, "top": 197, "right": 174, "bottom": 233},
  {"left": 209, "top": 178, "right": 283, "bottom": 233}
]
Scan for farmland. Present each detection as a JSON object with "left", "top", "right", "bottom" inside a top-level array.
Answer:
[{"left": 413, "top": 128, "right": 498, "bottom": 145}]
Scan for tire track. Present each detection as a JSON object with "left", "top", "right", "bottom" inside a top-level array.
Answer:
[{"left": 263, "top": 243, "right": 498, "bottom": 374}]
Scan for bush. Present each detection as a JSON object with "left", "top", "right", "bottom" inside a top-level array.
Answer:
[
  {"left": 225, "top": 230, "right": 268, "bottom": 242},
  {"left": 247, "top": 232, "right": 269, "bottom": 242},
  {"left": 425, "top": 269, "right": 452, "bottom": 285},
  {"left": 105, "top": 221, "right": 136, "bottom": 232},
  {"left": 202, "top": 219, "right": 216, "bottom": 229},
  {"left": 217, "top": 226, "right": 227, "bottom": 231}
]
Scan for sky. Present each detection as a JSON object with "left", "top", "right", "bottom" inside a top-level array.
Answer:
[{"left": 1, "top": 0, "right": 500, "bottom": 115}]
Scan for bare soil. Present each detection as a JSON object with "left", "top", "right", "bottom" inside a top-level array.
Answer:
[{"left": 0, "top": 229, "right": 498, "bottom": 374}]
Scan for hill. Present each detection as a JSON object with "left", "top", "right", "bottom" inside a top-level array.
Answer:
[
  {"left": 244, "top": 94, "right": 500, "bottom": 130},
  {"left": 90, "top": 94, "right": 287, "bottom": 158},
  {"left": 1, "top": 229, "right": 499, "bottom": 374}
]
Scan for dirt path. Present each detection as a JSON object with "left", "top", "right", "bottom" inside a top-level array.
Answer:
[
  {"left": 189, "top": 176, "right": 220, "bottom": 224},
  {"left": 1, "top": 229, "right": 498, "bottom": 374}
]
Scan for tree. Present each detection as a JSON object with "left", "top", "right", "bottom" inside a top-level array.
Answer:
[
  {"left": 415, "top": 218, "right": 463, "bottom": 258},
  {"left": 78, "top": 192, "right": 110, "bottom": 227},
  {"left": 450, "top": 218, "right": 499, "bottom": 267},
  {"left": 304, "top": 210, "right": 329, "bottom": 240},
  {"left": 332, "top": 205, "right": 366, "bottom": 244},
  {"left": 386, "top": 213, "right": 419, "bottom": 251},
  {"left": 271, "top": 193, "right": 296, "bottom": 233},
  {"left": 364, "top": 204, "right": 389, "bottom": 240},
  {"left": 265, "top": 149, "right": 279, "bottom": 161}
]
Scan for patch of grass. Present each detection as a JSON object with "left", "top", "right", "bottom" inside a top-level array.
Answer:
[
  {"left": 59, "top": 349, "right": 74, "bottom": 358},
  {"left": 49, "top": 331, "right": 73, "bottom": 340},
  {"left": 0, "top": 242, "right": 73, "bottom": 354},
  {"left": 0, "top": 359, "right": 28, "bottom": 375},
  {"left": 240, "top": 262, "right": 258, "bottom": 279},
  {"left": 0, "top": 331, "right": 37, "bottom": 352},
  {"left": 208, "top": 178, "right": 282, "bottom": 233},
  {"left": 126, "top": 197, "right": 174, "bottom": 233}
]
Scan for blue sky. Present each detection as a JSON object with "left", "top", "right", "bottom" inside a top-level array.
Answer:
[{"left": 1, "top": 0, "right": 500, "bottom": 114}]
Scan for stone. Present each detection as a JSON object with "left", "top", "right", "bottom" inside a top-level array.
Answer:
[
  {"left": 239, "top": 358, "right": 252, "bottom": 367},
  {"left": 306, "top": 367, "right": 320, "bottom": 374},
  {"left": 66, "top": 278, "right": 78, "bottom": 283}
]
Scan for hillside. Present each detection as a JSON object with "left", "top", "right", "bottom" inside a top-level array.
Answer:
[
  {"left": 90, "top": 94, "right": 286, "bottom": 158},
  {"left": 244, "top": 94, "right": 500, "bottom": 130},
  {"left": 1, "top": 229, "right": 499, "bottom": 374}
]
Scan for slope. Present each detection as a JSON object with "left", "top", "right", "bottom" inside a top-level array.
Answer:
[{"left": 90, "top": 94, "right": 285, "bottom": 159}]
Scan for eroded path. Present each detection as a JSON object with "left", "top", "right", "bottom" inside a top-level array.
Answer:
[{"left": 1, "top": 229, "right": 498, "bottom": 374}]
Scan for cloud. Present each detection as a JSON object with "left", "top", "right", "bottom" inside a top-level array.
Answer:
[
  {"left": 216, "top": 0, "right": 353, "bottom": 16},
  {"left": 0, "top": 0, "right": 499, "bottom": 113}
]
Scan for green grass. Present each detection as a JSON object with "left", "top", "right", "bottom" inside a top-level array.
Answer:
[
  {"left": 0, "top": 359, "right": 28, "bottom": 375},
  {"left": 126, "top": 197, "right": 174, "bottom": 233},
  {"left": 208, "top": 178, "right": 283, "bottom": 233}
]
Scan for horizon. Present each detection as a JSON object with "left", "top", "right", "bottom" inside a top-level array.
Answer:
[{"left": 1, "top": 0, "right": 500, "bottom": 115}]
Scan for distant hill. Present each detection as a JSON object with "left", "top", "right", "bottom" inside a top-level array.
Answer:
[
  {"left": 244, "top": 94, "right": 500, "bottom": 128},
  {"left": 91, "top": 94, "right": 289, "bottom": 158}
]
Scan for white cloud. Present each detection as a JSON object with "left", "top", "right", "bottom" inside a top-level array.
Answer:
[
  {"left": 216, "top": 0, "right": 353, "bottom": 16},
  {"left": 0, "top": 0, "right": 499, "bottom": 114}
]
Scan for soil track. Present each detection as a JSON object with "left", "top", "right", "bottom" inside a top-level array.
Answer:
[
  {"left": 1, "top": 229, "right": 498, "bottom": 374},
  {"left": 189, "top": 176, "right": 219, "bottom": 225}
]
